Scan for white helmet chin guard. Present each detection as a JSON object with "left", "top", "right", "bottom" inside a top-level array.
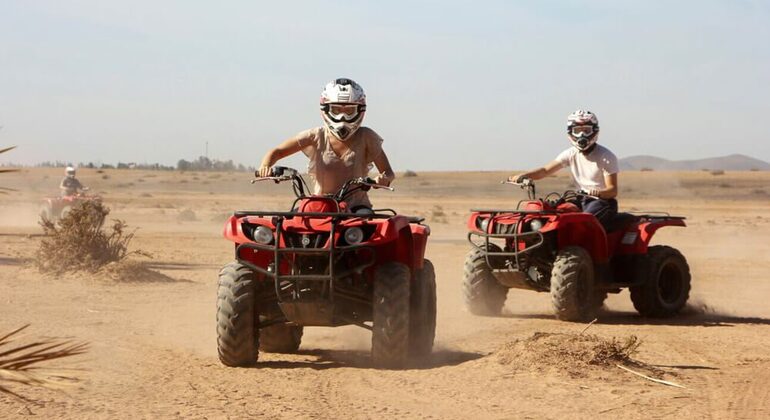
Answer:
[
  {"left": 65, "top": 166, "right": 76, "bottom": 177},
  {"left": 320, "top": 78, "right": 366, "bottom": 141},
  {"left": 567, "top": 109, "right": 600, "bottom": 152}
]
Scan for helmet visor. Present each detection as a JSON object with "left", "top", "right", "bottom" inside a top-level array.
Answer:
[
  {"left": 570, "top": 125, "right": 595, "bottom": 137},
  {"left": 326, "top": 103, "right": 361, "bottom": 122}
]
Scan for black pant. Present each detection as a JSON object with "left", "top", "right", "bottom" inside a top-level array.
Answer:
[{"left": 580, "top": 197, "right": 618, "bottom": 230}]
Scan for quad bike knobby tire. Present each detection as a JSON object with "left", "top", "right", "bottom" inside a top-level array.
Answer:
[
  {"left": 39, "top": 204, "right": 52, "bottom": 222},
  {"left": 372, "top": 262, "right": 411, "bottom": 368},
  {"left": 550, "top": 246, "right": 606, "bottom": 322},
  {"left": 462, "top": 245, "right": 508, "bottom": 316},
  {"left": 259, "top": 323, "right": 303, "bottom": 353},
  {"left": 409, "top": 259, "right": 436, "bottom": 359},
  {"left": 630, "top": 246, "right": 691, "bottom": 317},
  {"left": 216, "top": 262, "right": 260, "bottom": 366}
]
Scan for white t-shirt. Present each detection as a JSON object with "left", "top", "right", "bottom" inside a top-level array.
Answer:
[{"left": 555, "top": 145, "right": 619, "bottom": 191}]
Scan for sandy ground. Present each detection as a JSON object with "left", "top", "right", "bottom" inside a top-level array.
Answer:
[{"left": 1, "top": 168, "right": 770, "bottom": 419}]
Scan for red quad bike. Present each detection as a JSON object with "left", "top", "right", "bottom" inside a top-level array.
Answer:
[
  {"left": 39, "top": 189, "right": 101, "bottom": 222},
  {"left": 463, "top": 179, "right": 691, "bottom": 322},
  {"left": 217, "top": 167, "right": 435, "bottom": 368}
]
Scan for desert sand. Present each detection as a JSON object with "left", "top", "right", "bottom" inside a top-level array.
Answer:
[{"left": 1, "top": 168, "right": 769, "bottom": 419}]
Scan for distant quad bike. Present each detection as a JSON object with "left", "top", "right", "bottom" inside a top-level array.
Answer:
[
  {"left": 463, "top": 179, "right": 691, "bottom": 322},
  {"left": 39, "top": 189, "right": 100, "bottom": 222},
  {"left": 217, "top": 167, "right": 435, "bottom": 368}
]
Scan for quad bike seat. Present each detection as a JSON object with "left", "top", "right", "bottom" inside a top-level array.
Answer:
[{"left": 605, "top": 212, "right": 640, "bottom": 233}]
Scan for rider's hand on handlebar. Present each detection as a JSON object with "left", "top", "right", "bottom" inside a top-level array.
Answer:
[
  {"left": 256, "top": 166, "right": 272, "bottom": 178},
  {"left": 508, "top": 174, "right": 531, "bottom": 184}
]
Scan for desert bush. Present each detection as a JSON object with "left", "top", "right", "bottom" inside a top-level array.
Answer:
[
  {"left": 177, "top": 208, "right": 197, "bottom": 221},
  {"left": 36, "top": 200, "right": 147, "bottom": 274},
  {"left": 0, "top": 325, "right": 88, "bottom": 401},
  {"left": 718, "top": 183, "right": 731, "bottom": 188},
  {"left": 710, "top": 169, "right": 725, "bottom": 176},
  {"left": 101, "top": 174, "right": 110, "bottom": 180},
  {"left": 640, "top": 167, "right": 654, "bottom": 172},
  {"left": 403, "top": 169, "right": 418, "bottom": 177},
  {"left": 430, "top": 205, "right": 448, "bottom": 224}
]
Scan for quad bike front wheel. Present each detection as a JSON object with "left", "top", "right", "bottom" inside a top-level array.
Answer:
[
  {"left": 409, "top": 259, "right": 436, "bottom": 359},
  {"left": 216, "top": 262, "right": 260, "bottom": 367},
  {"left": 259, "top": 323, "right": 303, "bottom": 353},
  {"left": 550, "top": 246, "right": 606, "bottom": 322},
  {"left": 39, "top": 204, "right": 52, "bottom": 222},
  {"left": 462, "top": 245, "right": 508, "bottom": 316},
  {"left": 630, "top": 246, "right": 691, "bottom": 317},
  {"left": 372, "top": 262, "right": 411, "bottom": 368}
]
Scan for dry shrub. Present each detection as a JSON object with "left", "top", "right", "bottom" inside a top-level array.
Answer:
[
  {"left": 710, "top": 169, "right": 725, "bottom": 176},
  {"left": 36, "top": 200, "right": 148, "bottom": 274},
  {"left": 430, "top": 205, "right": 447, "bottom": 224},
  {"left": 496, "top": 332, "right": 644, "bottom": 377},
  {"left": 403, "top": 169, "right": 418, "bottom": 177},
  {"left": 177, "top": 208, "right": 197, "bottom": 221},
  {"left": 0, "top": 325, "right": 87, "bottom": 401},
  {"left": 640, "top": 167, "right": 654, "bottom": 172},
  {"left": 101, "top": 174, "right": 110, "bottom": 180}
]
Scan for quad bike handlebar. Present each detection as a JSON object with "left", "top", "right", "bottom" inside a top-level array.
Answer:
[{"left": 252, "top": 166, "right": 394, "bottom": 200}]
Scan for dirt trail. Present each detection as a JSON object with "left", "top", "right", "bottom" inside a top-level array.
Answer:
[{"left": 2, "top": 169, "right": 770, "bottom": 419}]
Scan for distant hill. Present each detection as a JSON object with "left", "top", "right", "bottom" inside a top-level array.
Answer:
[{"left": 619, "top": 154, "right": 770, "bottom": 171}]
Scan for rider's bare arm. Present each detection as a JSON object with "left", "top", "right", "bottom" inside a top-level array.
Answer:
[
  {"left": 372, "top": 150, "right": 395, "bottom": 186},
  {"left": 509, "top": 160, "right": 564, "bottom": 182},
  {"left": 258, "top": 137, "right": 305, "bottom": 177},
  {"left": 593, "top": 173, "right": 618, "bottom": 199}
]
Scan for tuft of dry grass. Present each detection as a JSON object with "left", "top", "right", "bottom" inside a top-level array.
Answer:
[
  {"left": 0, "top": 325, "right": 88, "bottom": 401},
  {"left": 496, "top": 332, "right": 645, "bottom": 378},
  {"left": 36, "top": 200, "right": 149, "bottom": 274}
]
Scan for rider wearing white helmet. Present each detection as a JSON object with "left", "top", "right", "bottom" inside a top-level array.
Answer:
[
  {"left": 60, "top": 166, "right": 85, "bottom": 196},
  {"left": 510, "top": 109, "right": 620, "bottom": 228},
  {"left": 258, "top": 78, "right": 395, "bottom": 210}
]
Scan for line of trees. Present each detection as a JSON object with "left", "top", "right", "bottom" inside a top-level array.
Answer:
[{"left": 31, "top": 156, "right": 254, "bottom": 172}]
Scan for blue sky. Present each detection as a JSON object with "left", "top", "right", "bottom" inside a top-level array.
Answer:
[{"left": 1, "top": 1, "right": 769, "bottom": 170}]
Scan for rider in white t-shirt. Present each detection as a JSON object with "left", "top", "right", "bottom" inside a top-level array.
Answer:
[{"left": 510, "top": 109, "right": 620, "bottom": 229}]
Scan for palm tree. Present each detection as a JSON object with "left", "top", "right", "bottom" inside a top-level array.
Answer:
[
  {"left": 0, "top": 145, "right": 19, "bottom": 194},
  {"left": 0, "top": 325, "right": 88, "bottom": 401}
]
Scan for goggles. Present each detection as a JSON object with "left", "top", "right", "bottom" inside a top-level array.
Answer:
[
  {"left": 570, "top": 125, "right": 595, "bottom": 137},
  {"left": 324, "top": 103, "right": 362, "bottom": 122}
]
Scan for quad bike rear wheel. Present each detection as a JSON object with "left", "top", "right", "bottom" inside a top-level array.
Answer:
[
  {"left": 372, "top": 262, "right": 411, "bottom": 368},
  {"left": 630, "top": 246, "right": 691, "bottom": 317},
  {"left": 259, "top": 323, "right": 303, "bottom": 353},
  {"left": 550, "top": 246, "right": 605, "bottom": 322},
  {"left": 216, "top": 262, "right": 260, "bottom": 366},
  {"left": 462, "top": 245, "right": 508, "bottom": 316},
  {"left": 409, "top": 259, "right": 436, "bottom": 359}
]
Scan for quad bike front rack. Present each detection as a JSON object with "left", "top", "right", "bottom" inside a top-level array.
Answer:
[{"left": 233, "top": 203, "right": 425, "bottom": 326}]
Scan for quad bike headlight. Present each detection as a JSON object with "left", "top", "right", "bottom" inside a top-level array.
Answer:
[
  {"left": 476, "top": 217, "right": 490, "bottom": 232},
  {"left": 343, "top": 227, "right": 365, "bottom": 245},
  {"left": 253, "top": 225, "right": 274, "bottom": 244},
  {"left": 529, "top": 219, "right": 544, "bottom": 232}
]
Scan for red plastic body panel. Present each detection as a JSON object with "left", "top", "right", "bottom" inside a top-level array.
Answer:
[
  {"left": 611, "top": 218, "right": 687, "bottom": 255},
  {"left": 223, "top": 202, "right": 430, "bottom": 279}
]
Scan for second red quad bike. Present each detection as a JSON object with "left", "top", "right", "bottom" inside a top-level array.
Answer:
[
  {"left": 217, "top": 167, "right": 435, "bottom": 368},
  {"left": 463, "top": 179, "right": 691, "bottom": 321},
  {"left": 39, "top": 189, "right": 101, "bottom": 222}
]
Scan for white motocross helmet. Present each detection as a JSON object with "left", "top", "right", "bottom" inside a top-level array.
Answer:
[
  {"left": 319, "top": 78, "right": 366, "bottom": 141},
  {"left": 65, "top": 166, "right": 76, "bottom": 177},
  {"left": 567, "top": 109, "right": 600, "bottom": 152}
]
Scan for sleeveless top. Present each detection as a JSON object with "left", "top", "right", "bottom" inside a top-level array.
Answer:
[{"left": 291, "top": 126, "right": 384, "bottom": 208}]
